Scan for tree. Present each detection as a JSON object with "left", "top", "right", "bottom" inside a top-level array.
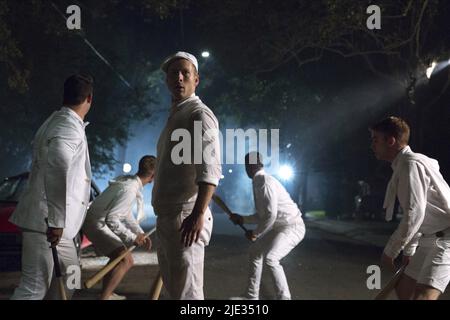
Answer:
[{"left": 0, "top": 0, "right": 185, "bottom": 177}]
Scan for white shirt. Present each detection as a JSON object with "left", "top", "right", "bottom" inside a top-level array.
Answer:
[
  {"left": 383, "top": 146, "right": 450, "bottom": 258},
  {"left": 243, "top": 169, "right": 304, "bottom": 238},
  {"left": 84, "top": 175, "right": 144, "bottom": 244},
  {"left": 152, "top": 94, "right": 222, "bottom": 216},
  {"left": 10, "top": 107, "right": 92, "bottom": 239}
]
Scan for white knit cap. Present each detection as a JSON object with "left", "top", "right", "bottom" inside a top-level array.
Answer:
[{"left": 161, "top": 51, "right": 199, "bottom": 73}]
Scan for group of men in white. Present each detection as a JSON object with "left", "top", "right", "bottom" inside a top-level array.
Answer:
[{"left": 8, "top": 51, "right": 450, "bottom": 300}]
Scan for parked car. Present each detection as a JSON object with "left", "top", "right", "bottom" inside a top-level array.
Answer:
[{"left": 0, "top": 172, "right": 100, "bottom": 270}]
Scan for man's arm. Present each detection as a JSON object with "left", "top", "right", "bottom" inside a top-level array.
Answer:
[
  {"left": 45, "top": 122, "right": 82, "bottom": 245},
  {"left": 180, "top": 109, "right": 222, "bottom": 247},
  {"left": 383, "top": 162, "right": 429, "bottom": 262},
  {"left": 252, "top": 180, "right": 277, "bottom": 239},
  {"left": 105, "top": 188, "right": 141, "bottom": 245},
  {"left": 179, "top": 182, "right": 216, "bottom": 247}
]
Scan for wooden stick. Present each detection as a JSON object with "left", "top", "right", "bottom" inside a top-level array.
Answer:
[
  {"left": 84, "top": 227, "right": 156, "bottom": 289},
  {"left": 148, "top": 272, "right": 163, "bottom": 300},
  {"left": 45, "top": 218, "right": 67, "bottom": 300},
  {"left": 212, "top": 194, "right": 249, "bottom": 233},
  {"left": 374, "top": 264, "right": 407, "bottom": 300}
]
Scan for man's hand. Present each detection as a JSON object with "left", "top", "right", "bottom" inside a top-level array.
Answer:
[
  {"left": 229, "top": 213, "right": 244, "bottom": 226},
  {"left": 245, "top": 229, "right": 257, "bottom": 242},
  {"left": 179, "top": 212, "right": 204, "bottom": 247},
  {"left": 401, "top": 254, "right": 411, "bottom": 267},
  {"left": 381, "top": 252, "right": 396, "bottom": 272},
  {"left": 46, "top": 227, "right": 63, "bottom": 247},
  {"left": 134, "top": 233, "right": 152, "bottom": 251}
]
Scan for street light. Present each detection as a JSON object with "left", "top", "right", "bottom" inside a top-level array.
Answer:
[
  {"left": 278, "top": 165, "right": 293, "bottom": 181},
  {"left": 123, "top": 163, "right": 132, "bottom": 173},
  {"left": 426, "top": 61, "right": 437, "bottom": 79},
  {"left": 201, "top": 51, "right": 210, "bottom": 58}
]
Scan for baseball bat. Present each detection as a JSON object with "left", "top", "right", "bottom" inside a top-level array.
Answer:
[
  {"left": 374, "top": 264, "right": 407, "bottom": 300},
  {"left": 84, "top": 227, "right": 156, "bottom": 289},
  {"left": 45, "top": 218, "right": 67, "bottom": 300},
  {"left": 149, "top": 272, "right": 163, "bottom": 300},
  {"left": 212, "top": 194, "right": 249, "bottom": 233}
]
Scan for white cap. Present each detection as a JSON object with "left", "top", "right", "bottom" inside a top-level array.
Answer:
[{"left": 161, "top": 51, "right": 199, "bottom": 74}]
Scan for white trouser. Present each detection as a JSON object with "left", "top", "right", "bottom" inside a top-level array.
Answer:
[
  {"left": 156, "top": 208, "right": 213, "bottom": 300},
  {"left": 246, "top": 222, "right": 305, "bottom": 300},
  {"left": 10, "top": 231, "right": 78, "bottom": 300}
]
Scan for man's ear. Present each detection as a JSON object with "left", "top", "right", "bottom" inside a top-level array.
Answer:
[
  {"left": 195, "top": 73, "right": 200, "bottom": 87},
  {"left": 387, "top": 136, "right": 396, "bottom": 147},
  {"left": 86, "top": 94, "right": 93, "bottom": 104}
]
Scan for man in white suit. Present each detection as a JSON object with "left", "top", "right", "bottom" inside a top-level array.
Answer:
[
  {"left": 83, "top": 155, "right": 155, "bottom": 300},
  {"left": 9, "top": 74, "right": 94, "bottom": 300},
  {"left": 230, "top": 152, "right": 305, "bottom": 300},
  {"left": 371, "top": 116, "right": 450, "bottom": 300}
]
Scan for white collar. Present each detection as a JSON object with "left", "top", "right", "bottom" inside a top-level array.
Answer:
[
  {"left": 135, "top": 175, "right": 143, "bottom": 190},
  {"left": 391, "top": 145, "right": 411, "bottom": 170},
  {"left": 254, "top": 168, "right": 265, "bottom": 177},
  {"left": 61, "top": 107, "right": 89, "bottom": 128}
]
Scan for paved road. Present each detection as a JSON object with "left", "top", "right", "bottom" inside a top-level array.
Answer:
[{"left": 1, "top": 223, "right": 449, "bottom": 300}]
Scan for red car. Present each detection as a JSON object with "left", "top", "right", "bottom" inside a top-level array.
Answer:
[{"left": 0, "top": 172, "right": 100, "bottom": 270}]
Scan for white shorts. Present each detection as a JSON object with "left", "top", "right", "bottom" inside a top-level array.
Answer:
[
  {"left": 404, "top": 236, "right": 450, "bottom": 293},
  {"left": 82, "top": 221, "right": 124, "bottom": 257}
]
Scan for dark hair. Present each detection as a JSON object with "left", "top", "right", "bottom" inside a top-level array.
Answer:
[
  {"left": 137, "top": 155, "right": 156, "bottom": 177},
  {"left": 245, "top": 152, "right": 264, "bottom": 167},
  {"left": 370, "top": 116, "right": 410, "bottom": 145},
  {"left": 63, "top": 74, "right": 94, "bottom": 106}
]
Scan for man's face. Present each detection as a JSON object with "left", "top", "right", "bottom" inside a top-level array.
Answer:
[
  {"left": 166, "top": 59, "right": 199, "bottom": 102},
  {"left": 370, "top": 130, "right": 392, "bottom": 161}
]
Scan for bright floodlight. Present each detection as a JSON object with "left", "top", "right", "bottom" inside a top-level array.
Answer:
[
  {"left": 228, "top": 169, "right": 233, "bottom": 173},
  {"left": 201, "top": 51, "right": 210, "bottom": 58},
  {"left": 220, "top": 175, "right": 225, "bottom": 179},
  {"left": 426, "top": 61, "right": 437, "bottom": 79},
  {"left": 123, "top": 163, "right": 132, "bottom": 173},
  {"left": 278, "top": 165, "right": 293, "bottom": 181}
]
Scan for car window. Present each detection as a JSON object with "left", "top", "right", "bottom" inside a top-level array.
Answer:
[
  {"left": 0, "top": 178, "right": 20, "bottom": 201},
  {"left": 11, "top": 178, "right": 28, "bottom": 202}
]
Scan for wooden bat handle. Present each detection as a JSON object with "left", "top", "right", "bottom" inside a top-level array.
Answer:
[
  {"left": 45, "top": 218, "right": 68, "bottom": 300},
  {"left": 212, "top": 194, "right": 249, "bottom": 233},
  {"left": 374, "top": 264, "right": 407, "bottom": 300},
  {"left": 149, "top": 272, "right": 163, "bottom": 300},
  {"left": 84, "top": 227, "right": 156, "bottom": 289}
]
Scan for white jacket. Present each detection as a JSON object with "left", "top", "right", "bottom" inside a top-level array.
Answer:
[
  {"left": 84, "top": 175, "right": 144, "bottom": 245},
  {"left": 383, "top": 146, "right": 450, "bottom": 258},
  {"left": 10, "top": 107, "right": 92, "bottom": 240},
  {"left": 152, "top": 94, "right": 222, "bottom": 216},
  {"left": 243, "top": 169, "right": 304, "bottom": 238}
]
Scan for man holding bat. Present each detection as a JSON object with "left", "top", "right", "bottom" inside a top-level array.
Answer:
[
  {"left": 229, "top": 152, "right": 305, "bottom": 300},
  {"left": 82, "top": 155, "right": 155, "bottom": 300},
  {"left": 10, "top": 75, "right": 94, "bottom": 300},
  {"left": 152, "top": 52, "right": 221, "bottom": 299},
  {"left": 371, "top": 117, "right": 450, "bottom": 300}
]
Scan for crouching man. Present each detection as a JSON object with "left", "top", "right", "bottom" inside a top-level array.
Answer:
[
  {"left": 83, "top": 155, "right": 155, "bottom": 300},
  {"left": 230, "top": 152, "right": 305, "bottom": 300}
]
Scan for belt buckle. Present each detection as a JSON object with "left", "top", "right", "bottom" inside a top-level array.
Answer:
[{"left": 436, "top": 231, "right": 445, "bottom": 237}]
